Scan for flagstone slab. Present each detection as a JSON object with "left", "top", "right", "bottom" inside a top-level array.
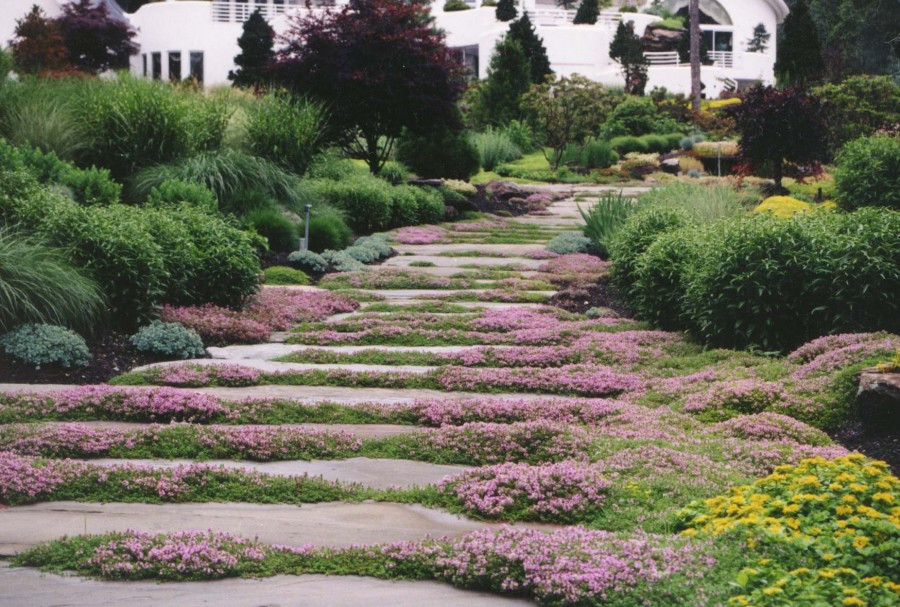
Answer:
[
  {"left": 345, "top": 288, "right": 556, "bottom": 300},
  {"left": 0, "top": 501, "right": 552, "bottom": 555},
  {"left": 390, "top": 243, "right": 547, "bottom": 256},
  {"left": 27, "top": 422, "right": 420, "bottom": 440},
  {"left": 383, "top": 255, "right": 544, "bottom": 269},
  {"left": 132, "top": 359, "right": 437, "bottom": 375},
  {"left": 0, "top": 563, "right": 533, "bottom": 607},
  {"left": 71, "top": 457, "right": 468, "bottom": 489},
  {"left": 208, "top": 343, "right": 506, "bottom": 360},
  {"left": 358, "top": 300, "right": 546, "bottom": 310}
]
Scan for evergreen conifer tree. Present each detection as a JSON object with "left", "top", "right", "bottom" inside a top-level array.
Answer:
[
  {"left": 495, "top": 0, "right": 517, "bottom": 22},
  {"left": 747, "top": 23, "right": 770, "bottom": 53},
  {"left": 473, "top": 36, "right": 531, "bottom": 126},
  {"left": 508, "top": 13, "right": 553, "bottom": 84},
  {"left": 609, "top": 20, "right": 648, "bottom": 95},
  {"left": 775, "top": 0, "right": 824, "bottom": 85},
  {"left": 573, "top": 0, "right": 599, "bottom": 25},
  {"left": 229, "top": 10, "right": 276, "bottom": 88}
]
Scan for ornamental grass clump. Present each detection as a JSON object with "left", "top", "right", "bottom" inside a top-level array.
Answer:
[{"left": 578, "top": 191, "right": 637, "bottom": 258}]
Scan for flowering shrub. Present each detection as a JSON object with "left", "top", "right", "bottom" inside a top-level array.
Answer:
[
  {"left": 161, "top": 288, "right": 358, "bottom": 345},
  {"left": 440, "top": 461, "right": 609, "bottom": 521},
  {"left": 678, "top": 454, "right": 900, "bottom": 603},
  {"left": 87, "top": 530, "right": 269, "bottom": 580}
]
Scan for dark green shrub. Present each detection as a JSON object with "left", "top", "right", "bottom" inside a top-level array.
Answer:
[
  {"left": 242, "top": 208, "right": 299, "bottom": 253},
  {"left": 663, "top": 132, "right": 683, "bottom": 150},
  {"left": 609, "top": 136, "right": 648, "bottom": 155},
  {"left": 130, "top": 321, "right": 205, "bottom": 359},
  {"left": 146, "top": 179, "right": 217, "bottom": 211},
  {"left": 683, "top": 209, "right": 900, "bottom": 351},
  {"left": 601, "top": 97, "right": 680, "bottom": 138},
  {"left": 79, "top": 76, "right": 228, "bottom": 180},
  {"left": 640, "top": 134, "right": 670, "bottom": 153},
  {"left": 565, "top": 139, "right": 618, "bottom": 169},
  {"left": 410, "top": 186, "right": 446, "bottom": 224},
  {"left": 438, "top": 186, "right": 468, "bottom": 208},
  {"left": 309, "top": 177, "right": 393, "bottom": 233},
  {"left": 389, "top": 186, "right": 420, "bottom": 228},
  {"left": 610, "top": 206, "right": 692, "bottom": 299},
  {"left": 0, "top": 323, "right": 91, "bottom": 368},
  {"left": 0, "top": 139, "right": 121, "bottom": 206},
  {"left": 306, "top": 152, "right": 364, "bottom": 181},
  {"left": 379, "top": 161, "right": 409, "bottom": 186},
  {"left": 0, "top": 228, "right": 103, "bottom": 331},
  {"left": 834, "top": 136, "right": 900, "bottom": 211},
  {"left": 263, "top": 266, "right": 310, "bottom": 285},
  {"left": 814, "top": 75, "right": 900, "bottom": 149},
  {"left": 244, "top": 93, "right": 325, "bottom": 176},
  {"left": 305, "top": 215, "right": 353, "bottom": 252},
  {"left": 630, "top": 225, "right": 707, "bottom": 330},
  {"left": 443, "top": 0, "right": 470, "bottom": 10},
  {"left": 397, "top": 129, "right": 480, "bottom": 181}
]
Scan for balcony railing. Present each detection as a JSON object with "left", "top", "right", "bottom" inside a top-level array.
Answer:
[
  {"left": 211, "top": 0, "right": 301, "bottom": 23},
  {"left": 644, "top": 51, "right": 734, "bottom": 69},
  {"left": 525, "top": 9, "right": 623, "bottom": 27}
]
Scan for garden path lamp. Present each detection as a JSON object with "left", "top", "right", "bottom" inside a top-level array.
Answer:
[{"left": 301, "top": 204, "right": 311, "bottom": 251}]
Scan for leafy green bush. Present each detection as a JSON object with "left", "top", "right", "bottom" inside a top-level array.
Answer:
[
  {"left": 389, "top": 186, "right": 419, "bottom": 228},
  {"left": 503, "top": 120, "right": 535, "bottom": 152},
  {"left": 131, "top": 150, "right": 304, "bottom": 214},
  {"left": 130, "top": 321, "right": 205, "bottom": 359},
  {"left": 306, "top": 152, "right": 365, "bottom": 181},
  {"left": 682, "top": 209, "right": 900, "bottom": 350},
  {"left": 814, "top": 75, "right": 900, "bottom": 149},
  {"left": 601, "top": 97, "right": 681, "bottom": 138},
  {"left": 546, "top": 231, "right": 591, "bottom": 254},
  {"left": 0, "top": 229, "right": 103, "bottom": 331},
  {"left": 287, "top": 250, "right": 327, "bottom": 274},
  {"left": 0, "top": 323, "right": 91, "bottom": 368},
  {"left": 146, "top": 179, "right": 217, "bottom": 211},
  {"left": 242, "top": 209, "right": 299, "bottom": 254},
  {"left": 79, "top": 76, "right": 228, "bottom": 180},
  {"left": 471, "top": 129, "right": 523, "bottom": 171},
  {"left": 309, "top": 177, "right": 393, "bottom": 233},
  {"left": 378, "top": 161, "right": 409, "bottom": 186},
  {"left": 630, "top": 225, "right": 707, "bottom": 330},
  {"left": 243, "top": 93, "right": 325, "bottom": 176},
  {"left": 834, "top": 135, "right": 900, "bottom": 211},
  {"left": 641, "top": 134, "right": 671, "bottom": 153},
  {"left": 0, "top": 169, "right": 259, "bottom": 328},
  {"left": 263, "top": 266, "right": 310, "bottom": 285},
  {"left": 564, "top": 139, "right": 618, "bottom": 169},
  {"left": 610, "top": 206, "right": 692, "bottom": 299},
  {"left": 639, "top": 183, "right": 756, "bottom": 223},
  {"left": 609, "top": 136, "right": 648, "bottom": 155},
  {"left": 397, "top": 129, "right": 481, "bottom": 181},
  {"left": 305, "top": 215, "right": 354, "bottom": 252},
  {"left": 0, "top": 139, "right": 121, "bottom": 206},
  {"left": 578, "top": 191, "right": 636, "bottom": 258}
]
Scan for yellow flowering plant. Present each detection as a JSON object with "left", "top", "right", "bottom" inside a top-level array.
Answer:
[{"left": 678, "top": 455, "right": 900, "bottom": 606}]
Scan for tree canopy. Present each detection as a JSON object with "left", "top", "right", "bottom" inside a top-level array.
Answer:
[
  {"left": 229, "top": 10, "right": 275, "bottom": 88},
  {"left": 57, "top": 0, "right": 138, "bottom": 74}
]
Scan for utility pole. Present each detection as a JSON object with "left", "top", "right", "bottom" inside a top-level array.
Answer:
[{"left": 690, "top": 0, "right": 701, "bottom": 119}]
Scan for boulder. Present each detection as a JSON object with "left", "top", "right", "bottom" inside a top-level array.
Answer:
[
  {"left": 857, "top": 371, "right": 900, "bottom": 428},
  {"left": 642, "top": 25, "right": 685, "bottom": 53}
]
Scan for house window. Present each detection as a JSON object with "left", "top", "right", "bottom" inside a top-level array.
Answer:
[
  {"left": 142, "top": 54, "right": 147, "bottom": 77},
  {"left": 189, "top": 52, "right": 204, "bottom": 84},
  {"left": 454, "top": 45, "right": 479, "bottom": 80},
  {"left": 168, "top": 52, "right": 182, "bottom": 81},
  {"left": 151, "top": 52, "right": 162, "bottom": 80},
  {"left": 701, "top": 30, "right": 733, "bottom": 53}
]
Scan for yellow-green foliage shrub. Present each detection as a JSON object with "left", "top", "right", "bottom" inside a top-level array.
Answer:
[{"left": 753, "top": 196, "right": 812, "bottom": 219}]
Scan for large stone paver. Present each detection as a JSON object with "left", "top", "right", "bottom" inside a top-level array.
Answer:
[
  {"left": 0, "top": 563, "right": 533, "bottom": 607},
  {"left": 0, "top": 501, "right": 552, "bottom": 555},
  {"left": 390, "top": 243, "right": 546, "bottom": 256},
  {"left": 374, "top": 264, "right": 540, "bottom": 279},
  {"left": 0, "top": 383, "right": 550, "bottom": 405},
  {"left": 359, "top": 300, "right": 545, "bottom": 310},
  {"left": 384, "top": 255, "right": 544, "bottom": 269},
  {"left": 33, "top": 421, "right": 419, "bottom": 440},
  {"left": 348, "top": 288, "right": 556, "bottom": 300},
  {"left": 209, "top": 343, "right": 507, "bottom": 360},
  {"left": 132, "top": 359, "right": 437, "bottom": 375},
  {"left": 79, "top": 457, "right": 468, "bottom": 489}
]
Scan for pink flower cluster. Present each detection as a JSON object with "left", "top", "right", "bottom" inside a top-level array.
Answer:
[
  {"left": 452, "top": 218, "right": 508, "bottom": 232},
  {"left": 321, "top": 269, "right": 468, "bottom": 290},
  {"left": 538, "top": 254, "right": 611, "bottom": 276},
  {"left": 0, "top": 386, "right": 228, "bottom": 423},
  {"left": 87, "top": 530, "right": 267, "bottom": 579},
  {"left": 682, "top": 379, "right": 785, "bottom": 415},
  {"left": 381, "top": 527, "right": 714, "bottom": 605},
  {"left": 155, "top": 364, "right": 261, "bottom": 387},
  {"left": 397, "top": 397, "right": 624, "bottom": 427},
  {"left": 787, "top": 332, "right": 897, "bottom": 380},
  {"left": 0, "top": 450, "right": 75, "bottom": 501},
  {"left": 712, "top": 412, "right": 831, "bottom": 446},
  {"left": 524, "top": 250, "right": 560, "bottom": 260},
  {"left": 391, "top": 226, "right": 449, "bottom": 244},
  {"left": 435, "top": 364, "right": 643, "bottom": 396},
  {"left": 161, "top": 288, "right": 358, "bottom": 345},
  {"left": 441, "top": 461, "right": 610, "bottom": 519}
]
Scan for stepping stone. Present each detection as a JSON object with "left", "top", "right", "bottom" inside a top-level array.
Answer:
[
  {"left": 391, "top": 244, "right": 546, "bottom": 256},
  {"left": 383, "top": 255, "right": 545, "bottom": 269},
  {"left": 369, "top": 265, "right": 539, "bottom": 279},
  {"left": 132, "top": 359, "right": 437, "bottom": 375},
  {"left": 359, "top": 300, "right": 545, "bottom": 310},
  {"left": 78, "top": 457, "right": 469, "bottom": 489},
  {"left": 0, "top": 563, "right": 533, "bottom": 607},
  {"left": 209, "top": 344, "right": 505, "bottom": 360},
  {"left": 345, "top": 288, "right": 556, "bottom": 299},
  {"left": 0, "top": 501, "right": 553, "bottom": 554},
  {"left": 30, "top": 421, "right": 421, "bottom": 440}
]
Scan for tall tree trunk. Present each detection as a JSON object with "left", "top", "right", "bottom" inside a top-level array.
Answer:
[{"left": 690, "top": 0, "right": 701, "bottom": 119}]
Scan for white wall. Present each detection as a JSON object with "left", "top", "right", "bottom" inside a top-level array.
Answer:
[{"left": 129, "top": 1, "right": 242, "bottom": 87}]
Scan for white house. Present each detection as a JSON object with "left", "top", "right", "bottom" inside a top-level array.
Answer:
[{"left": 3, "top": 0, "right": 789, "bottom": 97}]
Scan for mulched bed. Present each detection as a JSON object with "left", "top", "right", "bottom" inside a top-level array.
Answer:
[
  {"left": 549, "top": 277, "right": 631, "bottom": 317},
  {"left": 831, "top": 425, "right": 900, "bottom": 476},
  {"left": 0, "top": 332, "right": 171, "bottom": 385}
]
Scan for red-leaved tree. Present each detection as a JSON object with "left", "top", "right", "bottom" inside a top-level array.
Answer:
[
  {"left": 57, "top": 0, "right": 138, "bottom": 74},
  {"left": 271, "top": 0, "right": 467, "bottom": 173},
  {"left": 730, "top": 85, "right": 828, "bottom": 191},
  {"left": 9, "top": 5, "right": 70, "bottom": 75}
]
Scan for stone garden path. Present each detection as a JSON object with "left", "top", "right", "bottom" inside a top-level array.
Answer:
[{"left": 0, "top": 186, "right": 640, "bottom": 606}]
